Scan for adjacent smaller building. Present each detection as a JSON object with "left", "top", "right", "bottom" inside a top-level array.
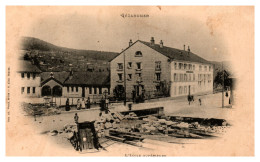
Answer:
[
  {"left": 17, "top": 60, "right": 42, "bottom": 97},
  {"left": 40, "top": 71, "right": 110, "bottom": 101}
]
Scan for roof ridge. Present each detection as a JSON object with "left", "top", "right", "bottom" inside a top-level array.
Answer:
[{"left": 139, "top": 40, "right": 210, "bottom": 64}]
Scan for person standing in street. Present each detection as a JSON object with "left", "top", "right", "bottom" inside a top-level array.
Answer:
[
  {"left": 65, "top": 98, "right": 70, "bottom": 111},
  {"left": 105, "top": 98, "right": 109, "bottom": 110},
  {"left": 81, "top": 98, "right": 86, "bottom": 109},
  {"left": 77, "top": 99, "right": 81, "bottom": 110},
  {"left": 87, "top": 97, "right": 91, "bottom": 109},
  {"left": 198, "top": 98, "right": 202, "bottom": 106},
  {"left": 74, "top": 113, "right": 79, "bottom": 124}
]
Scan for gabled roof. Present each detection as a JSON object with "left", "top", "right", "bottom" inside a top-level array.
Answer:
[
  {"left": 40, "top": 71, "right": 70, "bottom": 83},
  {"left": 64, "top": 71, "right": 110, "bottom": 86},
  {"left": 139, "top": 41, "right": 211, "bottom": 64},
  {"left": 18, "top": 60, "right": 42, "bottom": 73},
  {"left": 41, "top": 77, "right": 63, "bottom": 87},
  {"left": 110, "top": 40, "right": 211, "bottom": 65}
]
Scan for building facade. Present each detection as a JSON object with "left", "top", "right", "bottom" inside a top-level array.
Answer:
[
  {"left": 40, "top": 71, "right": 110, "bottom": 102},
  {"left": 110, "top": 37, "right": 213, "bottom": 99},
  {"left": 17, "top": 60, "right": 42, "bottom": 97}
]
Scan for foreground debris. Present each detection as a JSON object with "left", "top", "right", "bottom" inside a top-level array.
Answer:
[{"left": 43, "top": 110, "right": 230, "bottom": 150}]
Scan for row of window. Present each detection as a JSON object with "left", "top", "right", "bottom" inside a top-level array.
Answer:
[
  {"left": 21, "top": 87, "right": 36, "bottom": 94},
  {"left": 117, "top": 62, "right": 142, "bottom": 70},
  {"left": 66, "top": 86, "right": 110, "bottom": 95},
  {"left": 174, "top": 62, "right": 211, "bottom": 71},
  {"left": 118, "top": 61, "right": 162, "bottom": 71},
  {"left": 198, "top": 79, "right": 212, "bottom": 86},
  {"left": 67, "top": 86, "right": 79, "bottom": 93},
  {"left": 173, "top": 73, "right": 212, "bottom": 82},
  {"left": 173, "top": 73, "right": 195, "bottom": 82},
  {"left": 173, "top": 85, "right": 196, "bottom": 95},
  {"left": 198, "top": 74, "right": 212, "bottom": 81},
  {"left": 21, "top": 73, "right": 37, "bottom": 79},
  {"left": 118, "top": 72, "right": 161, "bottom": 82}
]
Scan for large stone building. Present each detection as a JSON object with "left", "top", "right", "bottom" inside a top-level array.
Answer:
[{"left": 110, "top": 37, "right": 213, "bottom": 99}]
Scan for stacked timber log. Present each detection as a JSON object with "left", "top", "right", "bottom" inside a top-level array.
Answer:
[{"left": 106, "top": 130, "right": 144, "bottom": 147}]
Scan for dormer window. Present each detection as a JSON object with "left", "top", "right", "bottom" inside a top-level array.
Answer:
[
  {"left": 27, "top": 73, "right": 30, "bottom": 79},
  {"left": 179, "top": 63, "right": 183, "bottom": 69},
  {"left": 135, "top": 51, "right": 142, "bottom": 57}
]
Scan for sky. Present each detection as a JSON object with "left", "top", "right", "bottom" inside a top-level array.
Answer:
[{"left": 11, "top": 6, "right": 254, "bottom": 62}]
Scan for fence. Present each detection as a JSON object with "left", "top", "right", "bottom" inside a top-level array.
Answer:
[
  {"left": 121, "top": 90, "right": 168, "bottom": 102},
  {"left": 48, "top": 94, "right": 110, "bottom": 107}
]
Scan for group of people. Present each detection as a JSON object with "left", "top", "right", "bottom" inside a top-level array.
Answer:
[
  {"left": 77, "top": 97, "right": 91, "bottom": 110},
  {"left": 65, "top": 97, "right": 91, "bottom": 111},
  {"left": 187, "top": 95, "right": 202, "bottom": 106}
]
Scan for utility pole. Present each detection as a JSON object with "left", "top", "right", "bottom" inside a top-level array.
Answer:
[
  {"left": 222, "top": 62, "right": 224, "bottom": 108},
  {"left": 123, "top": 50, "right": 127, "bottom": 106}
]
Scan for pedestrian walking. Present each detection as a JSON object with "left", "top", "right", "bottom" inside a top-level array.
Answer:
[
  {"left": 187, "top": 95, "right": 191, "bottom": 105},
  {"left": 81, "top": 98, "right": 86, "bottom": 109},
  {"left": 74, "top": 113, "right": 79, "bottom": 124},
  {"left": 65, "top": 98, "right": 70, "bottom": 111},
  {"left": 77, "top": 99, "right": 81, "bottom": 110},
  {"left": 198, "top": 98, "right": 202, "bottom": 106}
]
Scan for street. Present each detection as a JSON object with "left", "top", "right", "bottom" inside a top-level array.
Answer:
[{"left": 27, "top": 92, "right": 234, "bottom": 134}]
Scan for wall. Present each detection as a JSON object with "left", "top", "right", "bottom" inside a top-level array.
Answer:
[
  {"left": 62, "top": 86, "right": 110, "bottom": 103},
  {"left": 17, "top": 72, "right": 41, "bottom": 97}
]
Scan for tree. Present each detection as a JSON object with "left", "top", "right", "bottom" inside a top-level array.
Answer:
[
  {"left": 156, "top": 80, "right": 171, "bottom": 97},
  {"left": 24, "top": 53, "right": 30, "bottom": 60},
  {"left": 214, "top": 70, "right": 232, "bottom": 90},
  {"left": 113, "top": 85, "right": 125, "bottom": 101}
]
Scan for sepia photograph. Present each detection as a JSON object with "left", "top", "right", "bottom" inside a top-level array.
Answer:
[{"left": 5, "top": 6, "right": 254, "bottom": 156}]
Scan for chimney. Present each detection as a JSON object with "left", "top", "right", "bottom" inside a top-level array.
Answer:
[
  {"left": 184, "top": 44, "right": 186, "bottom": 51},
  {"left": 150, "top": 37, "right": 155, "bottom": 46},
  {"left": 160, "top": 40, "right": 163, "bottom": 48},
  {"left": 129, "top": 39, "right": 133, "bottom": 46}
]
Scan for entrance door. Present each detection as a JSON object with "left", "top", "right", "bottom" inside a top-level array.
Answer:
[
  {"left": 134, "top": 85, "right": 144, "bottom": 96},
  {"left": 42, "top": 86, "right": 51, "bottom": 96},
  {"left": 52, "top": 85, "right": 62, "bottom": 97}
]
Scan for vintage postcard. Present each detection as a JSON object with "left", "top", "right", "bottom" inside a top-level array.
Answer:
[{"left": 5, "top": 6, "right": 254, "bottom": 156}]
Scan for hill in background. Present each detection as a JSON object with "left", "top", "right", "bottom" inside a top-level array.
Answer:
[{"left": 20, "top": 37, "right": 119, "bottom": 72}]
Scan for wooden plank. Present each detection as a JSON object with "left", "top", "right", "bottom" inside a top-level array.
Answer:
[
  {"left": 124, "top": 141, "right": 142, "bottom": 147},
  {"left": 168, "top": 132, "right": 203, "bottom": 139},
  {"left": 109, "top": 130, "right": 142, "bottom": 137},
  {"left": 105, "top": 135, "right": 126, "bottom": 142},
  {"left": 122, "top": 135, "right": 144, "bottom": 141}
]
